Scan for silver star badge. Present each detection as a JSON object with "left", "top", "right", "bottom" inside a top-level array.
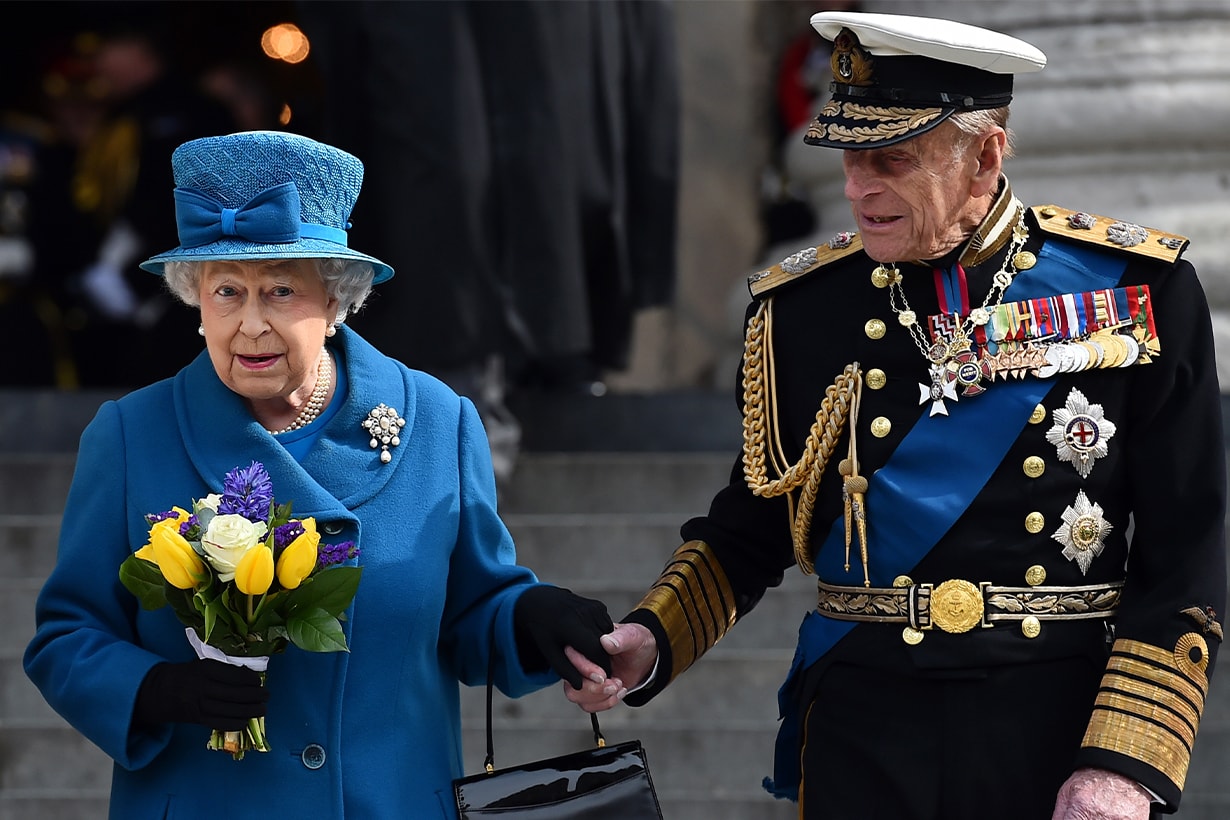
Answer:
[
  {"left": 1052, "top": 490, "right": 1113, "bottom": 574},
  {"left": 1045, "top": 388, "right": 1116, "bottom": 479}
]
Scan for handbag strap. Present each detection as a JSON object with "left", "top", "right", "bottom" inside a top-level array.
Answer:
[{"left": 484, "top": 631, "right": 605, "bottom": 773}]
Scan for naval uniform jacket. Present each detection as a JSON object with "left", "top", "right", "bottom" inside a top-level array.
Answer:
[
  {"left": 24, "top": 326, "right": 554, "bottom": 819},
  {"left": 624, "top": 181, "right": 1226, "bottom": 810}
]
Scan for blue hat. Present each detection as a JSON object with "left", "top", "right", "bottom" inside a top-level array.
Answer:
[{"left": 140, "top": 130, "right": 394, "bottom": 283}]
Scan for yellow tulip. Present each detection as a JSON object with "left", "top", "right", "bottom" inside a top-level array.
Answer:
[
  {"left": 234, "top": 545, "right": 275, "bottom": 595},
  {"left": 276, "top": 521, "right": 319, "bottom": 590},
  {"left": 149, "top": 519, "right": 205, "bottom": 589},
  {"left": 134, "top": 542, "right": 158, "bottom": 563}
]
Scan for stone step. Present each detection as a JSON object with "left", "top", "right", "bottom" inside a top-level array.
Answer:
[{"left": 499, "top": 452, "right": 733, "bottom": 515}]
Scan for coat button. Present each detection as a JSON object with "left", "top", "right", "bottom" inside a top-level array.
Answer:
[
  {"left": 322, "top": 523, "right": 343, "bottom": 536},
  {"left": 1023, "top": 456, "right": 1046, "bottom": 478},
  {"left": 302, "top": 743, "right": 326, "bottom": 769},
  {"left": 864, "top": 319, "right": 886, "bottom": 340},
  {"left": 865, "top": 368, "right": 887, "bottom": 389}
]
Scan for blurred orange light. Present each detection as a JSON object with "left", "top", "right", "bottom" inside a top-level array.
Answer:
[{"left": 261, "top": 23, "right": 310, "bottom": 64}]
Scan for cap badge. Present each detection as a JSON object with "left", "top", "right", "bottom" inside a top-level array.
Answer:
[
  {"left": 1052, "top": 490, "right": 1112, "bottom": 575},
  {"left": 831, "top": 29, "right": 874, "bottom": 85},
  {"left": 1045, "top": 388, "right": 1116, "bottom": 479}
]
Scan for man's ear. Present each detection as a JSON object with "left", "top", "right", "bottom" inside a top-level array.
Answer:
[{"left": 970, "top": 129, "right": 1007, "bottom": 197}]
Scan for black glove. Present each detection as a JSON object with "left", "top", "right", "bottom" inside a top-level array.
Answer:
[
  {"left": 514, "top": 585, "right": 614, "bottom": 689},
  {"left": 133, "top": 659, "right": 270, "bottom": 731}
]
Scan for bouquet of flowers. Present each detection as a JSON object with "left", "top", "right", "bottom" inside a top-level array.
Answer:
[{"left": 119, "top": 461, "right": 362, "bottom": 759}]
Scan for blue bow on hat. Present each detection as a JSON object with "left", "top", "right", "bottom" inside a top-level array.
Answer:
[
  {"left": 140, "top": 131, "right": 394, "bottom": 283},
  {"left": 174, "top": 182, "right": 347, "bottom": 248}
]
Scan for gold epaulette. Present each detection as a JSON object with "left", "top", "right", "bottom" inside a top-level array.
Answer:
[
  {"left": 747, "top": 231, "right": 863, "bottom": 298},
  {"left": 1031, "top": 205, "right": 1189, "bottom": 264}
]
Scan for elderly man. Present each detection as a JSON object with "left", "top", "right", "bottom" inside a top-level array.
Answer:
[{"left": 565, "top": 11, "right": 1226, "bottom": 820}]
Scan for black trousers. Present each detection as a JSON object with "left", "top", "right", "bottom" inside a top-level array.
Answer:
[{"left": 798, "top": 656, "right": 1104, "bottom": 820}]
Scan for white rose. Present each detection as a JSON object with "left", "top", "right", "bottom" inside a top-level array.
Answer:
[
  {"left": 197, "top": 493, "right": 222, "bottom": 513},
  {"left": 201, "top": 513, "right": 269, "bottom": 582}
]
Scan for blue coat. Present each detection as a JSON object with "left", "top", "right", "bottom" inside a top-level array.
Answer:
[{"left": 24, "top": 326, "right": 555, "bottom": 818}]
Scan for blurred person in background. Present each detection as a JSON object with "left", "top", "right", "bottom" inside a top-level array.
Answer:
[{"left": 297, "top": 0, "right": 681, "bottom": 482}]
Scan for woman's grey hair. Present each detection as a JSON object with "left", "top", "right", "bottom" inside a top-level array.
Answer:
[{"left": 163, "top": 258, "right": 375, "bottom": 325}]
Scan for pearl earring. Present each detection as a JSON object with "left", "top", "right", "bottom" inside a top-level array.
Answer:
[
  {"left": 325, "top": 324, "right": 337, "bottom": 338},
  {"left": 198, "top": 324, "right": 205, "bottom": 336}
]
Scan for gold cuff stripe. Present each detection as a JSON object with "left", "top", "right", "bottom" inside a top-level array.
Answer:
[
  {"left": 1111, "top": 638, "right": 1209, "bottom": 695},
  {"left": 1102, "top": 672, "right": 1201, "bottom": 736},
  {"left": 1106, "top": 655, "right": 1206, "bottom": 713},
  {"left": 636, "top": 542, "right": 737, "bottom": 682},
  {"left": 1082, "top": 709, "right": 1192, "bottom": 790},
  {"left": 1094, "top": 690, "right": 1196, "bottom": 749}
]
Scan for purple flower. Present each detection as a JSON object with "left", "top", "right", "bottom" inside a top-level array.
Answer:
[
  {"left": 219, "top": 461, "right": 274, "bottom": 521},
  {"left": 274, "top": 522, "right": 304, "bottom": 551},
  {"left": 146, "top": 510, "right": 179, "bottom": 524},
  {"left": 318, "top": 541, "right": 359, "bottom": 569}
]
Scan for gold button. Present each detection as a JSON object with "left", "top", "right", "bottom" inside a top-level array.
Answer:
[
  {"left": 870, "top": 266, "right": 893, "bottom": 288},
  {"left": 1023, "top": 456, "right": 1045, "bottom": 478},
  {"left": 1025, "top": 512, "right": 1046, "bottom": 534},
  {"left": 1025, "top": 565, "right": 1047, "bottom": 586},
  {"left": 892, "top": 575, "right": 913, "bottom": 588},
  {"left": 870, "top": 417, "right": 892, "bottom": 438},
  {"left": 866, "top": 368, "right": 887, "bottom": 389},
  {"left": 1013, "top": 251, "right": 1037, "bottom": 270},
  {"left": 1028, "top": 404, "right": 1046, "bottom": 424},
  {"left": 1021, "top": 616, "right": 1041, "bottom": 638},
  {"left": 865, "top": 319, "right": 886, "bottom": 340},
  {"left": 1039, "top": 207, "right": 1058, "bottom": 219},
  {"left": 902, "top": 627, "right": 924, "bottom": 645}
]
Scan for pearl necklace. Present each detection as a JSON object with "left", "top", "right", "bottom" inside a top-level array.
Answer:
[{"left": 269, "top": 350, "right": 333, "bottom": 435}]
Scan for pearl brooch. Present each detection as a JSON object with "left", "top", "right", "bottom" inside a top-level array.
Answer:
[{"left": 362, "top": 403, "right": 406, "bottom": 463}]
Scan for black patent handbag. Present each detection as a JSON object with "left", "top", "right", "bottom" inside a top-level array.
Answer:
[{"left": 452, "top": 642, "right": 664, "bottom": 819}]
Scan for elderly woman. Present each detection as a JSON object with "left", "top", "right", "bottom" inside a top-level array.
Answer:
[{"left": 24, "top": 131, "right": 611, "bottom": 818}]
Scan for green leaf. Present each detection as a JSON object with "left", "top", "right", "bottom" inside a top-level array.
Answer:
[
  {"left": 286, "top": 566, "right": 362, "bottom": 617},
  {"left": 118, "top": 557, "right": 168, "bottom": 610},
  {"left": 287, "top": 607, "right": 350, "bottom": 653}
]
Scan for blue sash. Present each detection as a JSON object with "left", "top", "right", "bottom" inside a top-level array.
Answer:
[{"left": 764, "top": 240, "right": 1130, "bottom": 800}]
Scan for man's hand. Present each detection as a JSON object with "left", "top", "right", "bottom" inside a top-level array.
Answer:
[
  {"left": 1052, "top": 767, "right": 1152, "bottom": 820},
  {"left": 562, "top": 622, "right": 658, "bottom": 712}
]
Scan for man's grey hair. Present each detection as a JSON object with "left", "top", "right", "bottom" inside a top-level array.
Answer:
[{"left": 948, "top": 106, "right": 1014, "bottom": 159}]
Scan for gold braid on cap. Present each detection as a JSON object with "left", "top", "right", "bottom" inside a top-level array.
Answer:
[
  {"left": 634, "top": 541, "right": 737, "bottom": 684},
  {"left": 741, "top": 296, "right": 861, "bottom": 574},
  {"left": 1081, "top": 636, "right": 1211, "bottom": 793}
]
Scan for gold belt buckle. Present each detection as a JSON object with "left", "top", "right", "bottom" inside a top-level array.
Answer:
[{"left": 927, "top": 579, "right": 984, "bottom": 633}]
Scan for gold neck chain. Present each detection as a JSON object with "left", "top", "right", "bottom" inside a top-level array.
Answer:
[
  {"left": 269, "top": 350, "right": 333, "bottom": 435},
  {"left": 879, "top": 205, "right": 1029, "bottom": 367}
]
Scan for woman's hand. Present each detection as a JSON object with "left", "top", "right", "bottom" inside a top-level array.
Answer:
[
  {"left": 563, "top": 622, "right": 658, "bottom": 713},
  {"left": 513, "top": 585, "right": 614, "bottom": 688}
]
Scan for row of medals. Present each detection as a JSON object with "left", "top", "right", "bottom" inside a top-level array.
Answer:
[{"left": 871, "top": 254, "right": 1152, "bottom": 412}]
